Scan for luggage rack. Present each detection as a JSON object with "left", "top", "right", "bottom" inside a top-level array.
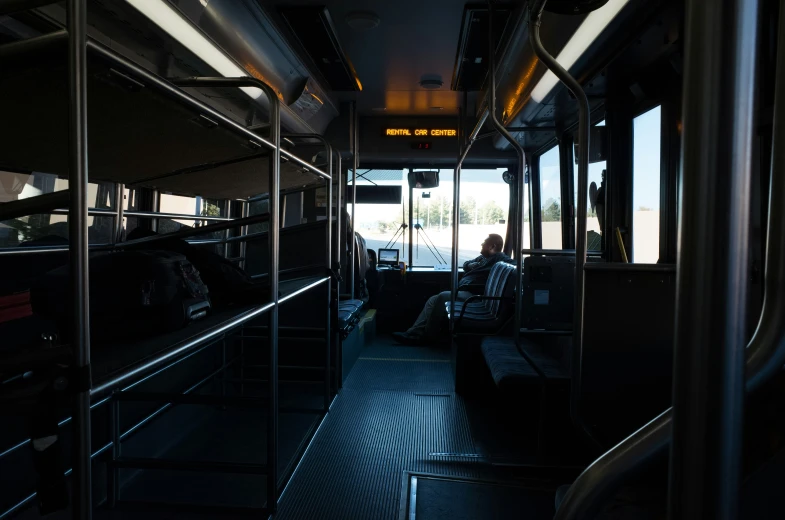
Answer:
[{"left": 0, "top": 1, "right": 342, "bottom": 517}]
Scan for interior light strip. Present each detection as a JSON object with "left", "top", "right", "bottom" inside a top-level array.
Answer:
[
  {"left": 125, "top": 0, "right": 262, "bottom": 99},
  {"left": 530, "top": 0, "right": 630, "bottom": 103}
]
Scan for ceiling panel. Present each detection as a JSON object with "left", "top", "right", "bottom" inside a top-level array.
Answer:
[{"left": 269, "top": 0, "right": 468, "bottom": 116}]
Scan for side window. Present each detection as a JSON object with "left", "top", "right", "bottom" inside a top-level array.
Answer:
[
  {"left": 157, "top": 193, "right": 226, "bottom": 239},
  {"left": 632, "top": 106, "right": 662, "bottom": 263},
  {"left": 539, "top": 145, "right": 562, "bottom": 248},
  {"left": 0, "top": 170, "right": 117, "bottom": 246},
  {"left": 575, "top": 121, "right": 606, "bottom": 251}
]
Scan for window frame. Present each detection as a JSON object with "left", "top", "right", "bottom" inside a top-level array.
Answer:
[
  {"left": 533, "top": 142, "right": 565, "bottom": 250},
  {"left": 351, "top": 162, "right": 516, "bottom": 267},
  {"left": 631, "top": 104, "right": 664, "bottom": 263}
]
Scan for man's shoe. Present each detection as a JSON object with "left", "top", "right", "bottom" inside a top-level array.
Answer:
[{"left": 392, "top": 332, "right": 421, "bottom": 345}]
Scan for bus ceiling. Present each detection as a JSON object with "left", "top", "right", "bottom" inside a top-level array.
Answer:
[
  {"left": 2, "top": 0, "right": 682, "bottom": 157},
  {"left": 489, "top": 0, "right": 682, "bottom": 152}
]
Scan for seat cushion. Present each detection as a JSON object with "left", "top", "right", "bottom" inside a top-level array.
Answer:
[
  {"left": 337, "top": 299, "right": 366, "bottom": 338},
  {"left": 338, "top": 299, "right": 365, "bottom": 312},
  {"left": 338, "top": 309, "right": 360, "bottom": 329},
  {"left": 481, "top": 336, "right": 569, "bottom": 391}
]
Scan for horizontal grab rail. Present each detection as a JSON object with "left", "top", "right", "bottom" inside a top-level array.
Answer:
[
  {"left": 521, "top": 249, "right": 603, "bottom": 257},
  {"left": 114, "top": 212, "right": 270, "bottom": 248},
  {"left": 0, "top": 191, "right": 70, "bottom": 221}
]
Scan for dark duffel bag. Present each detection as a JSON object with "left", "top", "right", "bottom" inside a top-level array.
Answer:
[
  {"left": 125, "top": 228, "right": 259, "bottom": 306},
  {"left": 30, "top": 250, "right": 211, "bottom": 343}
]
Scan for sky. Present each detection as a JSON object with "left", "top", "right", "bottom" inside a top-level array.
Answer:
[{"left": 540, "top": 106, "right": 662, "bottom": 212}]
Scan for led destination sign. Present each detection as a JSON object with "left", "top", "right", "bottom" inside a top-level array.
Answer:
[{"left": 383, "top": 128, "right": 457, "bottom": 137}]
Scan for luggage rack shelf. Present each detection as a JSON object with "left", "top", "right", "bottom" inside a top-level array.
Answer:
[
  {"left": 0, "top": 275, "right": 332, "bottom": 518},
  {"left": 0, "top": 1, "right": 342, "bottom": 517},
  {"left": 91, "top": 276, "right": 329, "bottom": 396}
]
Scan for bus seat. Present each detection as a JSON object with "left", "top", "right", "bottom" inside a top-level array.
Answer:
[
  {"left": 337, "top": 298, "right": 366, "bottom": 339},
  {"left": 480, "top": 336, "right": 569, "bottom": 392},
  {"left": 446, "top": 262, "right": 516, "bottom": 333}
]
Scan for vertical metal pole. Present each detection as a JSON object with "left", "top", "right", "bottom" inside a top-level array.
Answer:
[
  {"left": 408, "top": 183, "right": 414, "bottom": 264},
  {"left": 528, "top": 3, "right": 592, "bottom": 440},
  {"left": 334, "top": 151, "right": 343, "bottom": 391},
  {"left": 526, "top": 154, "right": 534, "bottom": 250},
  {"left": 222, "top": 200, "right": 230, "bottom": 258},
  {"left": 151, "top": 190, "right": 159, "bottom": 232},
  {"left": 325, "top": 147, "right": 333, "bottom": 410},
  {"left": 531, "top": 156, "right": 543, "bottom": 249},
  {"left": 349, "top": 102, "right": 357, "bottom": 298},
  {"left": 488, "top": 1, "right": 525, "bottom": 345},
  {"left": 67, "top": 0, "right": 91, "bottom": 517},
  {"left": 239, "top": 201, "right": 248, "bottom": 270},
  {"left": 114, "top": 184, "right": 124, "bottom": 244},
  {"left": 335, "top": 152, "right": 343, "bottom": 290},
  {"left": 450, "top": 105, "right": 463, "bottom": 329},
  {"left": 506, "top": 164, "right": 518, "bottom": 256},
  {"left": 668, "top": 0, "right": 757, "bottom": 518},
  {"left": 107, "top": 393, "right": 120, "bottom": 508},
  {"left": 266, "top": 91, "right": 281, "bottom": 513}
]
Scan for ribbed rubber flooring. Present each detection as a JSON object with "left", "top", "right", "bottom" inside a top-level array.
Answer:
[{"left": 276, "top": 343, "right": 483, "bottom": 520}]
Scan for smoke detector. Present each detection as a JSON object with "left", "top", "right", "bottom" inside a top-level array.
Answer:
[
  {"left": 419, "top": 79, "right": 443, "bottom": 89},
  {"left": 346, "top": 11, "right": 380, "bottom": 30}
]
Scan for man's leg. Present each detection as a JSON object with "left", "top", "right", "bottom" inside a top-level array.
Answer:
[
  {"left": 423, "top": 290, "right": 473, "bottom": 338},
  {"left": 405, "top": 293, "right": 440, "bottom": 338}
]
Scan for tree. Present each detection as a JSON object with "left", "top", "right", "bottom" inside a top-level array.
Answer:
[
  {"left": 479, "top": 200, "right": 505, "bottom": 225},
  {"left": 202, "top": 201, "right": 221, "bottom": 217},
  {"left": 542, "top": 197, "right": 561, "bottom": 222},
  {"left": 426, "top": 196, "right": 452, "bottom": 229},
  {"left": 459, "top": 196, "right": 477, "bottom": 224}
]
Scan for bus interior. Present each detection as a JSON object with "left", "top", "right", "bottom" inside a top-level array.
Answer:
[{"left": 1, "top": 0, "right": 784, "bottom": 518}]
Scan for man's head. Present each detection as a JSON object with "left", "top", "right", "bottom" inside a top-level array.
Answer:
[{"left": 480, "top": 234, "right": 504, "bottom": 257}]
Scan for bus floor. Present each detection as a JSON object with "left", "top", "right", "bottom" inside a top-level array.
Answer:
[
  {"left": 14, "top": 336, "right": 581, "bottom": 520},
  {"left": 274, "top": 334, "right": 580, "bottom": 520}
]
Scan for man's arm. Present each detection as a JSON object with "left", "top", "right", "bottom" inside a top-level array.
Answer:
[{"left": 463, "top": 255, "right": 485, "bottom": 272}]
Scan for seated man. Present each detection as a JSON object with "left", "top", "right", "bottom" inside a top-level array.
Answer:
[{"left": 392, "top": 233, "right": 511, "bottom": 345}]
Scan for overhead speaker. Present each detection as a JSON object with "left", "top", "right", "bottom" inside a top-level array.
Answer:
[
  {"left": 543, "top": 0, "right": 610, "bottom": 15},
  {"left": 502, "top": 170, "right": 515, "bottom": 184}
]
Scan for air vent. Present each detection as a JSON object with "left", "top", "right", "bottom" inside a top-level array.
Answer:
[
  {"left": 451, "top": 4, "right": 511, "bottom": 91},
  {"left": 278, "top": 6, "right": 362, "bottom": 92}
]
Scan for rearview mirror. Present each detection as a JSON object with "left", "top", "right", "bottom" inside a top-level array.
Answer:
[{"left": 408, "top": 170, "right": 440, "bottom": 189}]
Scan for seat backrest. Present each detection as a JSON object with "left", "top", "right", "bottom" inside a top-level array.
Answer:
[
  {"left": 581, "top": 263, "right": 676, "bottom": 447},
  {"left": 483, "top": 262, "right": 515, "bottom": 315},
  {"left": 522, "top": 255, "right": 576, "bottom": 330}
]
